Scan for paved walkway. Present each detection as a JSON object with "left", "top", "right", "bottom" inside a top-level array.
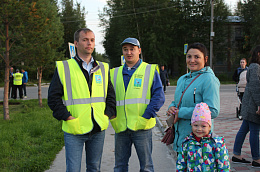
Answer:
[
  {"left": 156, "top": 85, "right": 260, "bottom": 172},
  {"left": 43, "top": 84, "right": 260, "bottom": 171}
]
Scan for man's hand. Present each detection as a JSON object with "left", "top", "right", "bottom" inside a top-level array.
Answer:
[
  {"left": 67, "top": 116, "right": 76, "bottom": 120},
  {"left": 256, "top": 106, "right": 260, "bottom": 115},
  {"left": 110, "top": 115, "right": 116, "bottom": 120}
]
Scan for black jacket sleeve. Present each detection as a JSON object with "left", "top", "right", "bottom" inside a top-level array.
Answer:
[
  {"left": 48, "top": 68, "right": 71, "bottom": 121},
  {"left": 232, "top": 69, "right": 239, "bottom": 83},
  {"left": 105, "top": 72, "right": 116, "bottom": 118}
]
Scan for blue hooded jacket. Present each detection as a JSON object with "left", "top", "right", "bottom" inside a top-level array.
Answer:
[{"left": 168, "top": 66, "right": 220, "bottom": 151}]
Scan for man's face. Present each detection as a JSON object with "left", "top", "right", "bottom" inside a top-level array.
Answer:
[
  {"left": 122, "top": 44, "right": 141, "bottom": 66},
  {"left": 74, "top": 31, "right": 95, "bottom": 56},
  {"left": 10, "top": 67, "right": 13, "bottom": 72},
  {"left": 161, "top": 66, "right": 164, "bottom": 70}
]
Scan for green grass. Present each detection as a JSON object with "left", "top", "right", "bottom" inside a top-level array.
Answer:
[{"left": 0, "top": 99, "right": 64, "bottom": 172}]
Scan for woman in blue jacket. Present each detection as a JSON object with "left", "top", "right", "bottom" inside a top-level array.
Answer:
[{"left": 166, "top": 42, "right": 220, "bottom": 152}]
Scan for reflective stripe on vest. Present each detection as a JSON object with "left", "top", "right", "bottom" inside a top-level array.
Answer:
[
  {"left": 113, "top": 64, "right": 152, "bottom": 106},
  {"left": 13, "top": 73, "right": 23, "bottom": 85},
  {"left": 62, "top": 60, "right": 106, "bottom": 106}
]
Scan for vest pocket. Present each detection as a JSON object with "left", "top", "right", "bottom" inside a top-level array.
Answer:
[
  {"left": 135, "top": 116, "right": 149, "bottom": 130},
  {"left": 110, "top": 117, "right": 118, "bottom": 133},
  {"left": 64, "top": 118, "right": 82, "bottom": 135}
]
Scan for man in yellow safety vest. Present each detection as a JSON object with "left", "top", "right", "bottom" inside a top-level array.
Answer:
[
  {"left": 110, "top": 38, "right": 165, "bottom": 172},
  {"left": 48, "top": 28, "right": 116, "bottom": 172},
  {"left": 13, "top": 69, "right": 23, "bottom": 99}
]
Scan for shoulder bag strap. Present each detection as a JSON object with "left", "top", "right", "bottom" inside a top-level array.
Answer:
[{"left": 177, "top": 74, "right": 201, "bottom": 108}]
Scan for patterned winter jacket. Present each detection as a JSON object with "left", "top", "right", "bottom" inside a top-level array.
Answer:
[{"left": 176, "top": 132, "right": 230, "bottom": 172}]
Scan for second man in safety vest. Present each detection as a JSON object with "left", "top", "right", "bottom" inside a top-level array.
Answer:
[
  {"left": 13, "top": 69, "right": 23, "bottom": 99},
  {"left": 110, "top": 38, "right": 165, "bottom": 172}
]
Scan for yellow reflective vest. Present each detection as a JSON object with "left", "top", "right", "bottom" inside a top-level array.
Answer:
[
  {"left": 56, "top": 59, "right": 109, "bottom": 135},
  {"left": 13, "top": 73, "right": 23, "bottom": 85},
  {"left": 110, "top": 62, "right": 157, "bottom": 133}
]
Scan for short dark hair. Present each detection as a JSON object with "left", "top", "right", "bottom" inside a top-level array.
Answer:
[
  {"left": 187, "top": 42, "right": 209, "bottom": 66},
  {"left": 74, "top": 28, "right": 93, "bottom": 42},
  {"left": 249, "top": 45, "right": 260, "bottom": 65}
]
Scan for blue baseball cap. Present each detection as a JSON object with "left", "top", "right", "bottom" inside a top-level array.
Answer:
[{"left": 121, "top": 38, "right": 140, "bottom": 48}]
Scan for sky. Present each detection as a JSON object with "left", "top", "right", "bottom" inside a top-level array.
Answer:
[{"left": 81, "top": 0, "right": 239, "bottom": 54}]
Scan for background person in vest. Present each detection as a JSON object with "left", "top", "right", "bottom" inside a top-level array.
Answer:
[
  {"left": 48, "top": 28, "right": 116, "bottom": 172},
  {"left": 13, "top": 69, "right": 23, "bottom": 99},
  {"left": 21, "top": 69, "right": 28, "bottom": 98},
  {"left": 9, "top": 67, "right": 14, "bottom": 98},
  {"left": 110, "top": 38, "right": 165, "bottom": 172}
]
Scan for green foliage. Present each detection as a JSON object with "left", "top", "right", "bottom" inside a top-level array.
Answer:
[
  {"left": 0, "top": 99, "right": 64, "bottom": 172},
  {"left": 23, "top": 0, "right": 64, "bottom": 71},
  {"left": 100, "top": 0, "right": 231, "bottom": 75},
  {"left": 239, "top": 0, "right": 260, "bottom": 52}
]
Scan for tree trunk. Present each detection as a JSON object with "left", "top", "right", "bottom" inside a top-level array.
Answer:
[
  {"left": 3, "top": 67, "right": 10, "bottom": 120},
  {"left": 38, "top": 66, "right": 43, "bottom": 107},
  {"left": 3, "top": 19, "right": 10, "bottom": 120}
]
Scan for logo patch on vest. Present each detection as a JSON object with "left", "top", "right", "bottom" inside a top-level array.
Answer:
[
  {"left": 134, "top": 78, "right": 142, "bottom": 87},
  {"left": 95, "top": 75, "right": 102, "bottom": 84}
]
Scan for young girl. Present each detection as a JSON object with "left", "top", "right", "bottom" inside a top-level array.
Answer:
[{"left": 176, "top": 102, "right": 230, "bottom": 172}]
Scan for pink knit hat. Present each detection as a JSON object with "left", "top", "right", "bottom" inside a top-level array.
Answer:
[{"left": 191, "top": 102, "right": 212, "bottom": 126}]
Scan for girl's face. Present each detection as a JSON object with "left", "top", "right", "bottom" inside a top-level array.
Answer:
[
  {"left": 191, "top": 121, "right": 211, "bottom": 137},
  {"left": 240, "top": 60, "right": 247, "bottom": 69},
  {"left": 186, "top": 48, "right": 208, "bottom": 72}
]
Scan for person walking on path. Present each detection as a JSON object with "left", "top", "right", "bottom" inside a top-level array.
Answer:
[
  {"left": 13, "top": 69, "right": 23, "bottom": 99},
  {"left": 232, "top": 45, "right": 260, "bottom": 168},
  {"left": 166, "top": 42, "right": 220, "bottom": 152},
  {"left": 232, "top": 58, "right": 248, "bottom": 84},
  {"left": 21, "top": 69, "right": 28, "bottom": 98},
  {"left": 48, "top": 28, "right": 116, "bottom": 172},
  {"left": 159, "top": 65, "right": 169, "bottom": 93},
  {"left": 110, "top": 37, "right": 165, "bottom": 172},
  {"left": 9, "top": 67, "right": 14, "bottom": 98},
  {"left": 176, "top": 102, "right": 230, "bottom": 171}
]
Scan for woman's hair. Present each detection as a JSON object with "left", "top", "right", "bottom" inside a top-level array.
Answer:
[
  {"left": 186, "top": 42, "right": 209, "bottom": 66},
  {"left": 249, "top": 45, "right": 260, "bottom": 65},
  {"left": 240, "top": 58, "right": 247, "bottom": 63}
]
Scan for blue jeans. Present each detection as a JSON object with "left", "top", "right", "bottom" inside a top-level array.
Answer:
[
  {"left": 233, "top": 119, "right": 260, "bottom": 160},
  {"left": 114, "top": 129, "right": 154, "bottom": 172},
  {"left": 64, "top": 131, "right": 105, "bottom": 172}
]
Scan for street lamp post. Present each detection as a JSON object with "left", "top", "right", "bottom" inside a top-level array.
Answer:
[{"left": 210, "top": 0, "right": 214, "bottom": 69}]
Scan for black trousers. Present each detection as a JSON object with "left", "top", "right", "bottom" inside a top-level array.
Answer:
[
  {"left": 9, "top": 82, "right": 15, "bottom": 98},
  {"left": 14, "top": 85, "right": 23, "bottom": 99}
]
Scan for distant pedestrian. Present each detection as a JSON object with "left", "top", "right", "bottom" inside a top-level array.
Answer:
[
  {"left": 13, "top": 69, "right": 23, "bottom": 99},
  {"left": 232, "top": 58, "right": 248, "bottom": 84},
  {"left": 159, "top": 65, "right": 169, "bottom": 93},
  {"left": 9, "top": 67, "right": 14, "bottom": 98},
  {"left": 21, "top": 69, "right": 28, "bottom": 98},
  {"left": 232, "top": 45, "right": 260, "bottom": 168},
  {"left": 232, "top": 58, "right": 248, "bottom": 119},
  {"left": 176, "top": 102, "right": 230, "bottom": 171}
]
